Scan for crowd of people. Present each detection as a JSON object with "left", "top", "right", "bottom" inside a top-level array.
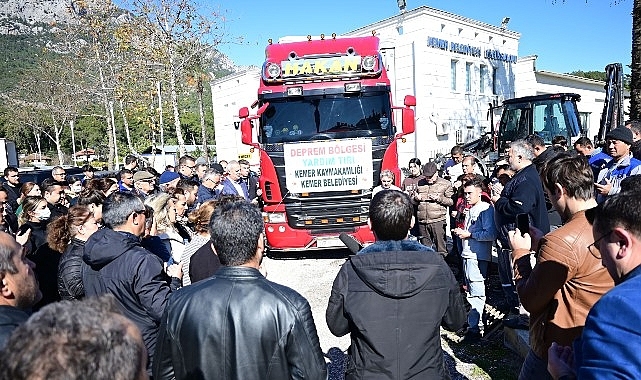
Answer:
[{"left": 0, "top": 121, "right": 641, "bottom": 379}]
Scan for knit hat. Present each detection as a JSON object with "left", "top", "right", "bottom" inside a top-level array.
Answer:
[
  {"left": 159, "top": 170, "right": 180, "bottom": 185},
  {"left": 605, "top": 127, "right": 634, "bottom": 145},
  {"left": 133, "top": 170, "right": 155, "bottom": 182},
  {"left": 422, "top": 162, "right": 438, "bottom": 177}
]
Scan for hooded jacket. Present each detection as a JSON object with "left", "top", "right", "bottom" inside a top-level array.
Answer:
[
  {"left": 326, "top": 240, "right": 466, "bottom": 380},
  {"left": 82, "top": 228, "right": 173, "bottom": 371}
]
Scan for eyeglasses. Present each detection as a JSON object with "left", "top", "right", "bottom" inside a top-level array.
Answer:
[
  {"left": 132, "top": 208, "right": 152, "bottom": 219},
  {"left": 53, "top": 172, "right": 66, "bottom": 176},
  {"left": 8, "top": 174, "right": 18, "bottom": 178},
  {"left": 587, "top": 231, "right": 612, "bottom": 259},
  {"left": 182, "top": 165, "right": 196, "bottom": 170}
]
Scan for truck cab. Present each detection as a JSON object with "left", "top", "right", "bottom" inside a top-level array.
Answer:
[{"left": 497, "top": 93, "right": 583, "bottom": 153}]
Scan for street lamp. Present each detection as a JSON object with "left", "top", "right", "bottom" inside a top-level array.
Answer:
[
  {"left": 397, "top": 0, "right": 406, "bottom": 12},
  {"left": 501, "top": 17, "right": 510, "bottom": 30}
]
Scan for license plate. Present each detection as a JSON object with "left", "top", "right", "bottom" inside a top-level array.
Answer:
[{"left": 316, "top": 237, "right": 346, "bottom": 248}]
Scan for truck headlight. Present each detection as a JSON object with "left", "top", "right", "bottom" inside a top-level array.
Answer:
[{"left": 266, "top": 63, "right": 281, "bottom": 78}]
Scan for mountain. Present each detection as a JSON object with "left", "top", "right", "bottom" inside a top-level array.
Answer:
[
  {"left": 0, "top": 0, "right": 77, "bottom": 35},
  {"left": 0, "top": 0, "right": 239, "bottom": 74}
]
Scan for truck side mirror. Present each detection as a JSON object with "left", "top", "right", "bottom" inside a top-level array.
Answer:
[
  {"left": 241, "top": 119, "right": 253, "bottom": 145},
  {"left": 404, "top": 95, "right": 416, "bottom": 107},
  {"left": 402, "top": 95, "right": 416, "bottom": 135}
]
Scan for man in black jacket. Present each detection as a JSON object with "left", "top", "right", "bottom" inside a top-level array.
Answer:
[
  {"left": 491, "top": 139, "right": 550, "bottom": 328},
  {"left": 83, "top": 192, "right": 180, "bottom": 376},
  {"left": 326, "top": 190, "right": 466, "bottom": 379},
  {"left": 153, "top": 201, "right": 327, "bottom": 380}
]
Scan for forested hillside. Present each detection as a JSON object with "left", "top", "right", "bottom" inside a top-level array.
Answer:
[{"left": 0, "top": 0, "right": 236, "bottom": 168}]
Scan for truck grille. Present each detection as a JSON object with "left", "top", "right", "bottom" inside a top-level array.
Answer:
[{"left": 285, "top": 193, "right": 370, "bottom": 230}]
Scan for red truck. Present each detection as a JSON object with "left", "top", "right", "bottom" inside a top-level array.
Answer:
[{"left": 238, "top": 34, "right": 416, "bottom": 255}]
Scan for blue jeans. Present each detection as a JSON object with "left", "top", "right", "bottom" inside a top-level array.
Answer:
[
  {"left": 518, "top": 349, "right": 553, "bottom": 380},
  {"left": 464, "top": 258, "right": 489, "bottom": 332}
]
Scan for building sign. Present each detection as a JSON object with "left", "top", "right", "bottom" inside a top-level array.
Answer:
[
  {"left": 281, "top": 56, "right": 361, "bottom": 77},
  {"left": 427, "top": 36, "right": 517, "bottom": 63},
  {"left": 484, "top": 49, "right": 518, "bottom": 63},
  {"left": 283, "top": 139, "right": 373, "bottom": 193}
]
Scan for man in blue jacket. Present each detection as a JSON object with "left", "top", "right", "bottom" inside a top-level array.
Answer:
[
  {"left": 548, "top": 191, "right": 641, "bottom": 379},
  {"left": 326, "top": 190, "right": 465, "bottom": 379}
]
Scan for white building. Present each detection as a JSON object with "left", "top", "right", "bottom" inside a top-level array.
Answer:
[{"left": 211, "top": 5, "right": 611, "bottom": 166}]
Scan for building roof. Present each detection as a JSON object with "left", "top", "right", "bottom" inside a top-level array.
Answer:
[{"left": 347, "top": 5, "right": 521, "bottom": 38}]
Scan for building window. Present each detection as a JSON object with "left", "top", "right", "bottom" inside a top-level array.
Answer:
[
  {"left": 451, "top": 60, "right": 458, "bottom": 91},
  {"left": 480, "top": 64, "right": 487, "bottom": 93},
  {"left": 492, "top": 68, "right": 498, "bottom": 95},
  {"left": 465, "top": 62, "right": 473, "bottom": 93}
]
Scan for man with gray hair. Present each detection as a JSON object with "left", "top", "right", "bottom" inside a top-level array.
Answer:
[
  {"left": 82, "top": 192, "right": 181, "bottom": 376},
  {"left": 491, "top": 139, "right": 550, "bottom": 328},
  {"left": 196, "top": 165, "right": 223, "bottom": 204},
  {"left": 220, "top": 160, "right": 249, "bottom": 200}
]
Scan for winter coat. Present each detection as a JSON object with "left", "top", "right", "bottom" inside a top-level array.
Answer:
[
  {"left": 326, "top": 240, "right": 466, "bottom": 380},
  {"left": 82, "top": 228, "right": 175, "bottom": 372},
  {"left": 57, "top": 238, "right": 86, "bottom": 301},
  {"left": 494, "top": 163, "right": 549, "bottom": 247},
  {"left": 415, "top": 177, "right": 454, "bottom": 223}
]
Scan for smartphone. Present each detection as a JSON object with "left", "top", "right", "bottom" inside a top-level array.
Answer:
[{"left": 516, "top": 213, "right": 529, "bottom": 236}]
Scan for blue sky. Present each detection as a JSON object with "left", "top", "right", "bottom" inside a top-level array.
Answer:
[{"left": 214, "top": 0, "right": 632, "bottom": 74}]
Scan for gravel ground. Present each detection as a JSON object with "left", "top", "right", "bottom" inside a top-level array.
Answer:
[{"left": 262, "top": 253, "right": 522, "bottom": 380}]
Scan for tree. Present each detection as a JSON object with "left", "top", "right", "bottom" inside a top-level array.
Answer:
[{"left": 130, "top": 0, "right": 226, "bottom": 157}]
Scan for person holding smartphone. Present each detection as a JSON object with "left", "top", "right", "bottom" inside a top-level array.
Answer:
[{"left": 508, "top": 154, "right": 613, "bottom": 380}]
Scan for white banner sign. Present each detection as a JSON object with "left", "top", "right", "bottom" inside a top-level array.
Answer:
[{"left": 284, "top": 139, "right": 373, "bottom": 193}]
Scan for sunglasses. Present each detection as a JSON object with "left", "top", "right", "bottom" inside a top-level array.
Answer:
[{"left": 132, "top": 208, "right": 153, "bottom": 219}]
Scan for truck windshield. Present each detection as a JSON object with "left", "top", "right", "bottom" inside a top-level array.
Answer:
[{"left": 260, "top": 92, "right": 393, "bottom": 143}]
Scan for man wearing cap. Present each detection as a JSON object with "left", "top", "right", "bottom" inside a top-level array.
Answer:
[
  {"left": 595, "top": 126, "right": 641, "bottom": 203},
  {"left": 197, "top": 166, "right": 223, "bottom": 204},
  {"left": 413, "top": 162, "right": 454, "bottom": 257},
  {"left": 133, "top": 171, "right": 156, "bottom": 199},
  {"left": 159, "top": 171, "right": 180, "bottom": 192}
]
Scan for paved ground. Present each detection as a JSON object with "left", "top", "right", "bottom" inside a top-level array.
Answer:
[{"left": 262, "top": 251, "right": 523, "bottom": 379}]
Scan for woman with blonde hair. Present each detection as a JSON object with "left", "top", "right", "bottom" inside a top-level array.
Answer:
[
  {"left": 181, "top": 200, "right": 217, "bottom": 286},
  {"left": 144, "top": 193, "right": 184, "bottom": 264},
  {"left": 48, "top": 205, "right": 100, "bottom": 300}
]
